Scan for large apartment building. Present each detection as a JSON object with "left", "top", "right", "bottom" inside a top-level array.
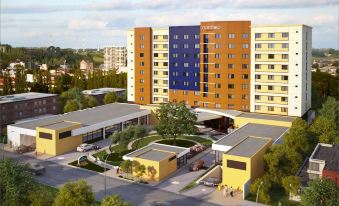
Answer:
[
  {"left": 104, "top": 46, "right": 127, "bottom": 71},
  {"left": 127, "top": 21, "right": 312, "bottom": 117}
]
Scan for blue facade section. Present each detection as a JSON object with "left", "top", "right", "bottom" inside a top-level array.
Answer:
[{"left": 169, "top": 26, "right": 200, "bottom": 91}]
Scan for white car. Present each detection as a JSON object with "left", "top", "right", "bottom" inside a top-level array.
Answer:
[{"left": 76, "top": 143, "right": 94, "bottom": 152}]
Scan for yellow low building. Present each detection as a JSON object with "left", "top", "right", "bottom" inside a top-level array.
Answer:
[
  {"left": 36, "top": 121, "right": 82, "bottom": 156},
  {"left": 222, "top": 136, "right": 272, "bottom": 190},
  {"left": 123, "top": 143, "right": 190, "bottom": 181},
  {"left": 234, "top": 112, "right": 295, "bottom": 128}
]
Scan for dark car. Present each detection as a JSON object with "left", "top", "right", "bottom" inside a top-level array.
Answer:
[
  {"left": 200, "top": 177, "right": 221, "bottom": 187},
  {"left": 29, "top": 162, "right": 45, "bottom": 175}
]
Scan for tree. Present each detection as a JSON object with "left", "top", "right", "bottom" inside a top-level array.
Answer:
[
  {"left": 120, "top": 160, "right": 132, "bottom": 178},
  {"left": 310, "top": 116, "right": 337, "bottom": 144},
  {"left": 53, "top": 179, "right": 95, "bottom": 206},
  {"left": 2, "top": 70, "right": 13, "bottom": 95},
  {"left": 60, "top": 87, "right": 87, "bottom": 112},
  {"left": 86, "top": 96, "right": 97, "bottom": 108},
  {"left": 301, "top": 178, "right": 339, "bottom": 206},
  {"left": 104, "top": 92, "right": 118, "bottom": 104},
  {"left": 249, "top": 174, "right": 272, "bottom": 204},
  {"left": 101, "top": 195, "right": 131, "bottom": 206},
  {"left": 147, "top": 166, "right": 157, "bottom": 180},
  {"left": 135, "top": 164, "right": 146, "bottom": 180},
  {"left": 155, "top": 102, "right": 197, "bottom": 145},
  {"left": 0, "top": 159, "right": 35, "bottom": 205},
  {"left": 133, "top": 125, "right": 147, "bottom": 139},
  {"left": 282, "top": 176, "right": 301, "bottom": 196},
  {"left": 14, "top": 65, "right": 28, "bottom": 94},
  {"left": 63, "top": 99, "right": 79, "bottom": 113},
  {"left": 28, "top": 184, "right": 56, "bottom": 206},
  {"left": 318, "top": 96, "right": 338, "bottom": 122}
]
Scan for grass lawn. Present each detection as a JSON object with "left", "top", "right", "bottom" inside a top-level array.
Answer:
[
  {"left": 246, "top": 185, "right": 301, "bottom": 206},
  {"left": 132, "top": 135, "right": 213, "bottom": 149},
  {"left": 92, "top": 149, "right": 133, "bottom": 166},
  {"left": 110, "top": 143, "right": 128, "bottom": 153},
  {"left": 156, "top": 139, "right": 196, "bottom": 148},
  {"left": 69, "top": 159, "right": 108, "bottom": 173}
]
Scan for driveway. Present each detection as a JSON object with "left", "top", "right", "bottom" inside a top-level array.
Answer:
[
  {"left": 3, "top": 150, "right": 219, "bottom": 206},
  {"left": 156, "top": 150, "right": 215, "bottom": 193}
]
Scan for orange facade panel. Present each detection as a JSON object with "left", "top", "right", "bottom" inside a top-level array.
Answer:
[{"left": 134, "top": 27, "right": 152, "bottom": 105}]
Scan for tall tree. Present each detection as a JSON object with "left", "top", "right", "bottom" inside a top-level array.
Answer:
[
  {"left": 14, "top": 65, "right": 28, "bottom": 93},
  {"left": 282, "top": 176, "right": 301, "bottom": 196},
  {"left": 2, "top": 70, "right": 13, "bottom": 95},
  {"left": 301, "top": 178, "right": 338, "bottom": 206},
  {"left": 53, "top": 180, "right": 95, "bottom": 206},
  {"left": 249, "top": 174, "right": 272, "bottom": 204},
  {"left": 155, "top": 102, "right": 197, "bottom": 145},
  {"left": 86, "top": 96, "right": 97, "bottom": 108}
]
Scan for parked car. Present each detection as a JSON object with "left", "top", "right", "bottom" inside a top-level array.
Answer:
[
  {"left": 149, "top": 201, "right": 173, "bottom": 206},
  {"left": 29, "top": 162, "right": 45, "bottom": 175},
  {"left": 93, "top": 145, "right": 100, "bottom": 151},
  {"left": 76, "top": 143, "right": 94, "bottom": 152},
  {"left": 188, "top": 159, "right": 204, "bottom": 171},
  {"left": 200, "top": 177, "right": 221, "bottom": 187}
]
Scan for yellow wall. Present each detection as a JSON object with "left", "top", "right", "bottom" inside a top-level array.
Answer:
[
  {"left": 234, "top": 116, "right": 293, "bottom": 128},
  {"left": 250, "top": 140, "right": 272, "bottom": 180},
  {"left": 36, "top": 122, "right": 82, "bottom": 156},
  {"left": 133, "top": 154, "right": 177, "bottom": 181},
  {"left": 254, "top": 106, "right": 288, "bottom": 116},
  {"left": 222, "top": 154, "right": 251, "bottom": 190}
]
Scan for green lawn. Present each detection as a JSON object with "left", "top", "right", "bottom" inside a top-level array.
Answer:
[
  {"left": 92, "top": 150, "right": 133, "bottom": 166},
  {"left": 69, "top": 160, "right": 108, "bottom": 173},
  {"left": 156, "top": 139, "right": 196, "bottom": 148},
  {"left": 132, "top": 135, "right": 213, "bottom": 149},
  {"left": 110, "top": 143, "right": 128, "bottom": 153},
  {"left": 246, "top": 185, "right": 301, "bottom": 206}
]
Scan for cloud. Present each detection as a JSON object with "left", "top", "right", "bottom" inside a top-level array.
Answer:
[
  {"left": 67, "top": 19, "right": 108, "bottom": 30},
  {"left": 233, "top": 0, "right": 337, "bottom": 9}
]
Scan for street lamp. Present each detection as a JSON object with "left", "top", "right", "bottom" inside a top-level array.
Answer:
[
  {"left": 256, "top": 181, "right": 263, "bottom": 205},
  {"left": 104, "top": 153, "right": 113, "bottom": 196}
]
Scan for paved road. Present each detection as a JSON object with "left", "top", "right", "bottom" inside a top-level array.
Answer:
[{"left": 2, "top": 151, "right": 218, "bottom": 206}]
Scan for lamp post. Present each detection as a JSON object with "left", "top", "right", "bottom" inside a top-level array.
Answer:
[
  {"left": 256, "top": 181, "right": 263, "bottom": 205},
  {"left": 104, "top": 153, "right": 113, "bottom": 196}
]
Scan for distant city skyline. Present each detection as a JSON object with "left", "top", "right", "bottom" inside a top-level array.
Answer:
[{"left": 1, "top": 0, "right": 338, "bottom": 49}]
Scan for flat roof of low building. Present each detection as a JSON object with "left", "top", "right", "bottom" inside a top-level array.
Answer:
[
  {"left": 0, "top": 92, "right": 57, "bottom": 104},
  {"left": 11, "top": 103, "right": 149, "bottom": 130},
  {"left": 195, "top": 108, "right": 243, "bottom": 119},
  {"left": 136, "top": 149, "right": 175, "bottom": 161},
  {"left": 312, "top": 143, "right": 339, "bottom": 172},
  {"left": 238, "top": 112, "right": 296, "bottom": 122},
  {"left": 226, "top": 136, "right": 271, "bottom": 158},
  {"left": 39, "top": 121, "right": 80, "bottom": 130},
  {"left": 214, "top": 123, "right": 288, "bottom": 147},
  {"left": 124, "top": 143, "right": 189, "bottom": 161},
  {"left": 82, "top": 88, "right": 126, "bottom": 95}
]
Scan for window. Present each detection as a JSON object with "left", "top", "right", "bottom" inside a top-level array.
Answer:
[
  {"left": 227, "top": 160, "right": 246, "bottom": 170},
  {"left": 194, "top": 53, "right": 199, "bottom": 58},
  {"left": 194, "top": 63, "right": 200, "bottom": 68},
  {"left": 268, "top": 75, "right": 274, "bottom": 80},
  {"left": 164, "top": 62, "right": 168, "bottom": 66},
  {"left": 242, "top": 94, "right": 248, "bottom": 99},
  {"left": 282, "top": 32, "right": 289, "bottom": 38},
  {"left": 268, "top": 43, "right": 274, "bottom": 48},
  {"left": 215, "top": 64, "right": 220, "bottom": 69},
  {"left": 281, "top": 107, "right": 288, "bottom": 112},
  {"left": 140, "top": 35, "right": 144, "bottom": 40},
  {"left": 242, "top": 74, "right": 248, "bottom": 79},
  {"left": 163, "top": 44, "right": 168, "bottom": 48},
  {"left": 242, "top": 33, "right": 248, "bottom": 38},
  {"left": 174, "top": 35, "right": 179, "bottom": 39},
  {"left": 228, "top": 84, "right": 235, "bottom": 89},
  {"left": 194, "top": 72, "right": 199, "bottom": 77},
  {"left": 215, "top": 53, "right": 221, "bottom": 59},
  {"left": 140, "top": 79, "right": 144, "bottom": 83},
  {"left": 215, "top": 44, "right": 221, "bottom": 49},
  {"left": 282, "top": 65, "right": 288, "bottom": 70},
  {"left": 140, "top": 88, "right": 144, "bottom": 92},
  {"left": 183, "top": 81, "right": 189, "bottom": 86},
  {"left": 255, "top": 33, "right": 261, "bottom": 38},
  {"left": 268, "top": 64, "right": 275, "bottom": 69},
  {"left": 228, "top": 74, "right": 235, "bottom": 79},
  {"left": 242, "top": 64, "right": 248, "bottom": 69},
  {"left": 282, "top": 54, "right": 289, "bottom": 59},
  {"left": 153, "top": 62, "right": 159, "bottom": 66},
  {"left": 184, "top": 34, "right": 189, "bottom": 39},
  {"left": 282, "top": 76, "right": 288, "bottom": 81},
  {"left": 140, "top": 97, "right": 144, "bottom": 101},
  {"left": 163, "top": 53, "right": 168, "bottom": 57},
  {"left": 183, "top": 63, "right": 189, "bottom": 68},
  {"left": 183, "top": 72, "right": 189, "bottom": 77},
  {"left": 281, "top": 86, "right": 288, "bottom": 91},
  {"left": 40, "top": 132, "right": 52, "bottom": 140},
  {"left": 228, "top": 94, "right": 234, "bottom": 99},
  {"left": 173, "top": 53, "right": 178, "bottom": 58},
  {"left": 215, "top": 93, "right": 221, "bottom": 98},
  {"left": 268, "top": 96, "right": 274, "bottom": 101},
  {"left": 140, "top": 70, "right": 144, "bottom": 74},
  {"left": 215, "top": 83, "right": 221, "bottom": 88},
  {"left": 195, "top": 44, "right": 200, "bottom": 49},
  {"left": 183, "top": 53, "right": 189, "bottom": 58},
  {"left": 268, "top": 54, "right": 275, "bottom": 59},
  {"left": 255, "top": 105, "right": 261, "bottom": 110},
  {"left": 215, "top": 34, "right": 221, "bottom": 39},
  {"left": 255, "top": 54, "right": 261, "bottom": 59},
  {"left": 228, "top": 64, "right": 234, "bottom": 69},
  {"left": 268, "top": 106, "right": 274, "bottom": 111},
  {"left": 228, "top": 43, "right": 235, "bottom": 49},
  {"left": 255, "top": 74, "right": 261, "bottom": 79},
  {"left": 242, "top": 44, "right": 249, "bottom": 49},
  {"left": 281, "top": 97, "right": 288, "bottom": 102},
  {"left": 153, "top": 53, "right": 158, "bottom": 57},
  {"left": 255, "top": 85, "right": 261, "bottom": 90},
  {"left": 139, "top": 62, "right": 144, "bottom": 66},
  {"left": 153, "top": 35, "right": 158, "bottom": 40},
  {"left": 255, "top": 43, "right": 261, "bottom": 49},
  {"left": 242, "top": 54, "right": 248, "bottom": 59},
  {"left": 163, "top": 35, "right": 168, "bottom": 39},
  {"left": 228, "top": 33, "right": 235, "bottom": 39},
  {"left": 183, "top": 44, "right": 189, "bottom": 49},
  {"left": 282, "top": 43, "right": 288, "bottom": 48},
  {"left": 173, "top": 62, "right": 178, "bottom": 67},
  {"left": 228, "top": 54, "right": 235, "bottom": 59},
  {"left": 242, "top": 84, "right": 248, "bottom": 89},
  {"left": 194, "top": 34, "right": 200, "bottom": 39},
  {"left": 268, "top": 85, "right": 273, "bottom": 90},
  {"left": 203, "top": 103, "right": 208, "bottom": 108},
  {"left": 173, "top": 44, "right": 178, "bottom": 49},
  {"left": 153, "top": 97, "right": 158, "bottom": 101},
  {"left": 268, "top": 33, "right": 275, "bottom": 38},
  {"left": 228, "top": 104, "right": 235, "bottom": 109},
  {"left": 215, "top": 104, "right": 221, "bottom": 109},
  {"left": 140, "top": 44, "right": 144, "bottom": 49},
  {"left": 194, "top": 91, "right": 200, "bottom": 96}
]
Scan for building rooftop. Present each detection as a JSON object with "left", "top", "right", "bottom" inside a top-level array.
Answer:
[
  {"left": 251, "top": 24, "right": 312, "bottom": 29},
  {"left": 11, "top": 103, "right": 149, "bottom": 130},
  {"left": 0, "top": 92, "right": 57, "bottom": 104},
  {"left": 82, "top": 88, "right": 126, "bottom": 95},
  {"left": 214, "top": 123, "right": 289, "bottom": 147},
  {"left": 238, "top": 112, "right": 296, "bottom": 122},
  {"left": 195, "top": 108, "right": 243, "bottom": 119},
  {"left": 124, "top": 143, "right": 190, "bottom": 161},
  {"left": 226, "top": 136, "right": 271, "bottom": 158},
  {"left": 136, "top": 149, "right": 175, "bottom": 161},
  {"left": 312, "top": 143, "right": 339, "bottom": 172},
  {"left": 39, "top": 121, "right": 80, "bottom": 130}
]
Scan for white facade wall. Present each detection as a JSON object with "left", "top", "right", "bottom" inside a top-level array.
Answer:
[
  {"left": 127, "top": 30, "right": 135, "bottom": 102},
  {"left": 250, "top": 25, "right": 312, "bottom": 117}
]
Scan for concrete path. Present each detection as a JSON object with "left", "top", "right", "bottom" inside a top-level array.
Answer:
[{"left": 3, "top": 150, "right": 219, "bottom": 206}]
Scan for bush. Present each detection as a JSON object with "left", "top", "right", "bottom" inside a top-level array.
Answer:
[{"left": 249, "top": 174, "right": 272, "bottom": 204}]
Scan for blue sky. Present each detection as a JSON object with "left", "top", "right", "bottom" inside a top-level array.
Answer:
[{"left": 1, "top": 0, "right": 338, "bottom": 49}]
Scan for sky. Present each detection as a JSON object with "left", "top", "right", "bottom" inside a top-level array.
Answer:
[{"left": 1, "top": 0, "right": 338, "bottom": 49}]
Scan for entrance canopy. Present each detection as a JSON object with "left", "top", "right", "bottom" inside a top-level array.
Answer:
[{"left": 194, "top": 108, "right": 243, "bottom": 120}]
